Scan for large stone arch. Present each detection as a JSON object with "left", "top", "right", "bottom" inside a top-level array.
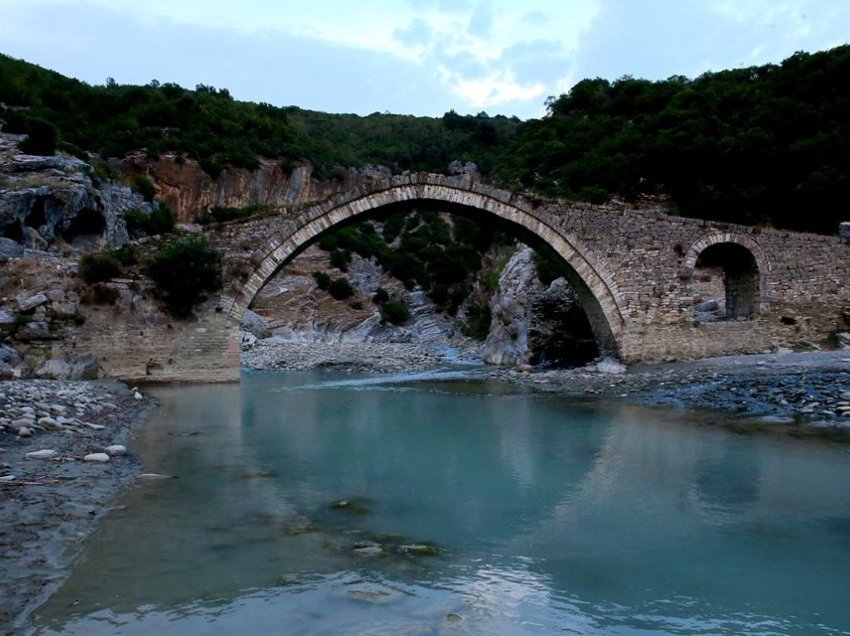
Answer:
[
  {"left": 683, "top": 231, "right": 771, "bottom": 315},
  {"left": 222, "top": 175, "right": 628, "bottom": 356}
]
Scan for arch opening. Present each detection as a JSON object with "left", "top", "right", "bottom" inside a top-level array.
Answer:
[
  {"left": 692, "top": 242, "right": 760, "bottom": 322},
  {"left": 233, "top": 185, "right": 626, "bottom": 368}
]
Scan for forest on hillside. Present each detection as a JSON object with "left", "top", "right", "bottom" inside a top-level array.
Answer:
[{"left": 1, "top": 45, "right": 848, "bottom": 233}]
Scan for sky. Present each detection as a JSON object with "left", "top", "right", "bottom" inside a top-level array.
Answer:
[{"left": 0, "top": 0, "right": 847, "bottom": 119}]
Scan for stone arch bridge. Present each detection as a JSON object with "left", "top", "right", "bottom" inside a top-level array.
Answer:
[{"left": 82, "top": 174, "right": 850, "bottom": 382}]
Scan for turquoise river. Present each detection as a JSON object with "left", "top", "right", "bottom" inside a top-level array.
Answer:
[{"left": 31, "top": 370, "right": 850, "bottom": 635}]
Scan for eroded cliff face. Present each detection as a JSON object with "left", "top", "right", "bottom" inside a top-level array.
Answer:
[
  {"left": 118, "top": 153, "right": 392, "bottom": 223},
  {"left": 0, "top": 134, "right": 152, "bottom": 251}
]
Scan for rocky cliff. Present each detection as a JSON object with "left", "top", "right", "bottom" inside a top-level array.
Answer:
[
  {"left": 119, "top": 153, "right": 394, "bottom": 224},
  {"left": 0, "top": 134, "right": 154, "bottom": 251}
]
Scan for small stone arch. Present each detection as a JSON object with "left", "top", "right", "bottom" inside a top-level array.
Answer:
[
  {"left": 222, "top": 175, "right": 629, "bottom": 357},
  {"left": 683, "top": 232, "right": 770, "bottom": 320}
]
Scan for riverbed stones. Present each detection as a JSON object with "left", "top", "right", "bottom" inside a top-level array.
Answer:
[
  {"left": 83, "top": 452, "right": 110, "bottom": 463},
  {"left": 25, "top": 449, "right": 57, "bottom": 460},
  {"left": 37, "top": 416, "right": 61, "bottom": 430},
  {"left": 105, "top": 444, "right": 127, "bottom": 456}
]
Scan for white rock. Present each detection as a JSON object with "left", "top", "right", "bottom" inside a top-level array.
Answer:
[
  {"left": 0, "top": 475, "right": 17, "bottom": 482},
  {"left": 137, "top": 473, "right": 173, "bottom": 480},
  {"left": 105, "top": 444, "right": 127, "bottom": 456},
  {"left": 26, "top": 449, "right": 58, "bottom": 460},
  {"left": 597, "top": 358, "right": 627, "bottom": 374},
  {"left": 83, "top": 452, "right": 111, "bottom": 463},
  {"left": 37, "top": 416, "right": 61, "bottom": 430},
  {"left": 82, "top": 422, "right": 106, "bottom": 430},
  {"left": 133, "top": 391, "right": 143, "bottom": 400},
  {"left": 17, "top": 426, "right": 32, "bottom": 437}
]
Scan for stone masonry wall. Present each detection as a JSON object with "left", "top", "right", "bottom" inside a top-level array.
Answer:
[{"left": 55, "top": 174, "right": 850, "bottom": 382}]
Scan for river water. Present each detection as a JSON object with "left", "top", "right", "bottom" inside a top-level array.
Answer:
[{"left": 32, "top": 370, "right": 850, "bottom": 635}]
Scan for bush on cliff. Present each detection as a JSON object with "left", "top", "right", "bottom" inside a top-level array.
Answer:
[
  {"left": 125, "top": 206, "right": 175, "bottom": 238},
  {"left": 328, "top": 277, "right": 355, "bottom": 300},
  {"left": 380, "top": 299, "right": 410, "bottom": 325},
  {"left": 78, "top": 252, "right": 123, "bottom": 284},
  {"left": 146, "top": 236, "right": 222, "bottom": 318}
]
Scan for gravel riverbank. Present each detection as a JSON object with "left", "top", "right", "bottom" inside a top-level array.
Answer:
[
  {"left": 245, "top": 340, "right": 850, "bottom": 440},
  {"left": 0, "top": 380, "right": 154, "bottom": 634}
]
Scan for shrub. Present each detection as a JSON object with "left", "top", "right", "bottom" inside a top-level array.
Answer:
[
  {"left": 330, "top": 249, "right": 351, "bottom": 271},
  {"left": 125, "top": 206, "right": 175, "bottom": 237},
  {"left": 328, "top": 277, "right": 355, "bottom": 300},
  {"left": 462, "top": 303, "right": 492, "bottom": 341},
  {"left": 372, "top": 287, "right": 389, "bottom": 304},
  {"left": 80, "top": 283, "right": 120, "bottom": 305},
  {"left": 133, "top": 175, "right": 157, "bottom": 202},
  {"left": 146, "top": 236, "right": 222, "bottom": 318},
  {"left": 19, "top": 117, "right": 57, "bottom": 155},
  {"left": 313, "top": 271, "right": 331, "bottom": 290},
  {"left": 381, "top": 299, "right": 410, "bottom": 325},
  {"left": 78, "top": 252, "right": 123, "bottom": 283},
  {"left": 111, "top": 245, "right": 138, "bottom": 266}
]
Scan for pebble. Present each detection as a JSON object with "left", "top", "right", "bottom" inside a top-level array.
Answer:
[
  {"left": 26, "top": 449, "right": 58, "bottom": 460},
  {"left": 105, "top": 444, "right": 127, "bottom": 456},
  {"left": 83, "top": 453, "right": 110, "bottom": 463},
  {"left": 0, "top": 475, "right": 17, "bottom": 482},
  {"left": 137, "top": 473, "right": 173, "bottom": 480},
  {"left": 18, "top": 427, "right": 32, "bottom": 437},
  {"left": 37, "top": 416, "right": 61, "bottom": 430}
]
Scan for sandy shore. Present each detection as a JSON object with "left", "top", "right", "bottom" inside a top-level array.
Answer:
[{"left": 3, "top": 345, "right": 850, "bottom": 631}]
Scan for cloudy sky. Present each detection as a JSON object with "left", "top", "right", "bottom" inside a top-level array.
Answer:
[{"left": 0, "top": 0, "right": 847, "bottom": 119}]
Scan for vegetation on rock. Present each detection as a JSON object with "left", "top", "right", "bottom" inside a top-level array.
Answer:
[
  {"left": 78, "top": 252, "right": 123, "bottom": 284},
  {"left": 145, "top": 236, "right": 222, "bottom": 318}
]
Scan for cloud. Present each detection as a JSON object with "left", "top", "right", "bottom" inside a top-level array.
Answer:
[
  {"left": 499, "top": 40, "right": 574, "bottom": 85},
  {"left": 568, "top": 0, "right": 850, "bottom": 89},
  {"left": 450, "top": 73, "right": 545, "bottom": 109},
  {"left": 468, "top": 2, "right": 493, "bottom": 39},
  {"left": 0, "top": 2, "right": 457, "bottom": 116},
  {"left": 409, "top": 0, "right": 472, "bottom": 12},
  {"left": 394, "top": 18, "right": 432, "bottom": 47},
  {"left": 521, "top": 10, "right": 549, "bottom": 27}
]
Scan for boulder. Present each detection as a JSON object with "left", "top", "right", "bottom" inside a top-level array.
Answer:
[
  {"left": 597, "top": 358, "right": 627, "bottom": 374},
  {"left": 0, "top": 343, "right": 21, "bottom": 365},
  {"left": 15, "top": 320, "right": 50, "bottom": 340},
  {"left": 35, "top": 358, "right": 71, "bottom": 379},
  {"left": 241, "top": 309, "right": 272, "bottom": 339},
  {"left": 16, "top": 292, "right": 48, "bottom": 312},
  {"left": 482, "top": 248, "right": 542, "bottom": 366},
  {"left": 0, "top": 237, "right": 23, "bottom": 258},
  {"left": 69, "top": 353, "right": 100, "bottom": 380},
  {"left": 0, "top": 310, "right": 15, "bottom": 328},
  {"left": 36, "top": 354, "right": 100, "bottom": 380}
]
